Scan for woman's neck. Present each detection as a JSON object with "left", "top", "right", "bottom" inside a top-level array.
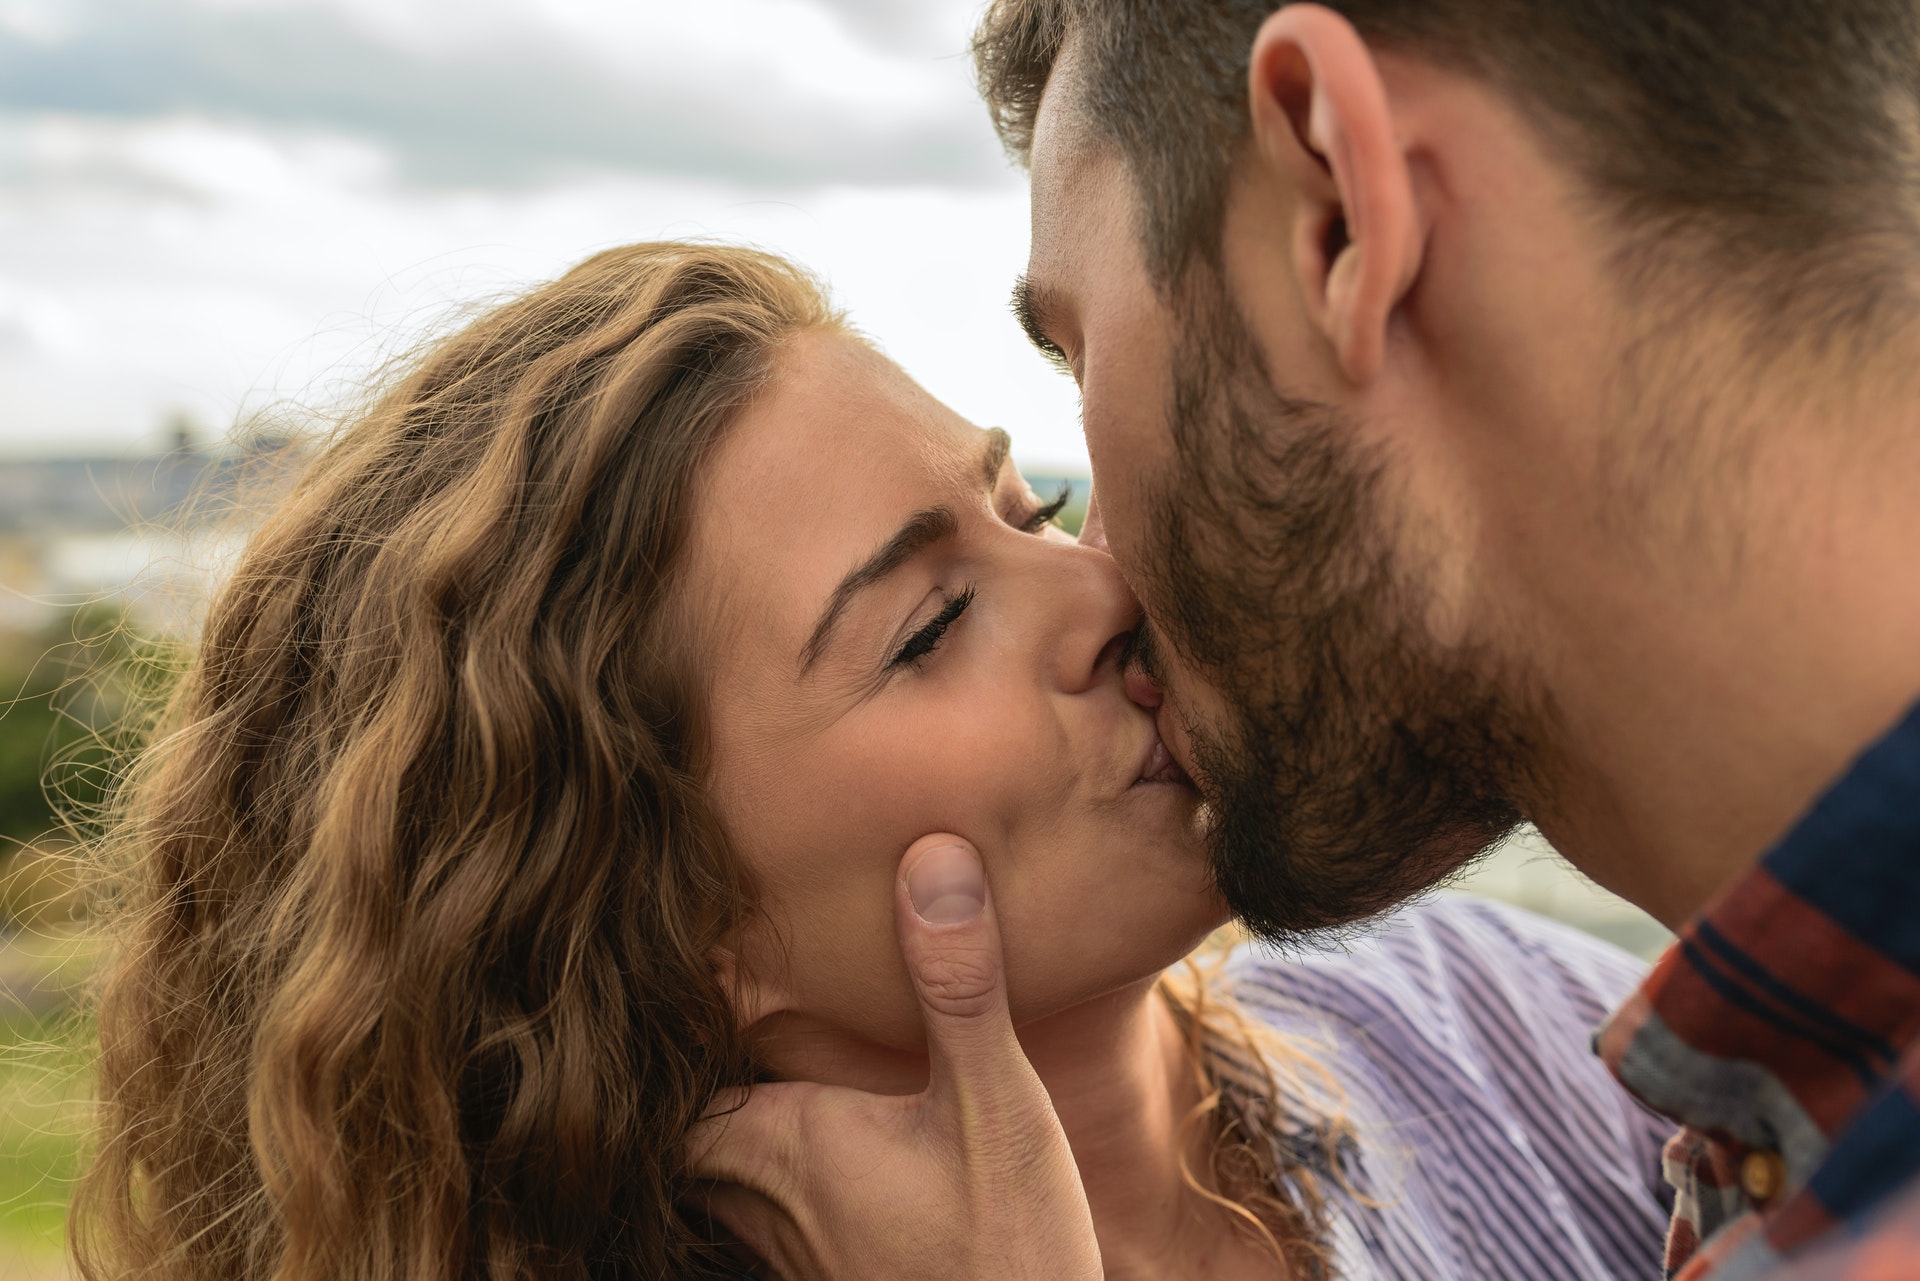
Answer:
[
  {"left": 755, "top": 980, "right": 1281, "bottom": 1281},
  {"left": 1021, "top": 981, "right": 1279, "bottom": 1280}
]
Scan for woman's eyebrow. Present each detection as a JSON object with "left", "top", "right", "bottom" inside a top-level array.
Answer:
[
  {"left": 980, "top": 426, "right": 1012, "bottom": 487},
  {"left": 800, "top": 506, "right": 958, "bottom": 671},
  {"left": 799, "top": 429, "right": 1012, "bottom": 673}
]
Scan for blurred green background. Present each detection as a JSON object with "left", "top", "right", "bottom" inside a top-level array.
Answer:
[{"left": 1, "top": 606, "right": 149, "bottom": 1280}]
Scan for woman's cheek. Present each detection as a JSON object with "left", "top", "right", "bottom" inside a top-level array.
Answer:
[{"left": 853, "top": 688, "right": 1055, "bottom": 823}]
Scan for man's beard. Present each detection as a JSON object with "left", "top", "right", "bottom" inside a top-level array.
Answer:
[{"left": 1136, "top": 273, "right": 1551, "bottom": 943}]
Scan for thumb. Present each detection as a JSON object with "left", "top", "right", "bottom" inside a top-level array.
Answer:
[{"left": 896, "top": 836, "right": 1036, "bottom": 1108}]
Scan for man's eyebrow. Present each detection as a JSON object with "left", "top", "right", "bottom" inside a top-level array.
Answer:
[
  {"left": 1011, "top": 274, "right": 1072, "bottom": 373},
  {"left": 800, "top": 431, "right": 1013, "bottom": 673}
]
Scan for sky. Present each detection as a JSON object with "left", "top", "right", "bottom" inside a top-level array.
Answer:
[{"left": 0, "top": 0, "right": 1091, "bottom": 468}]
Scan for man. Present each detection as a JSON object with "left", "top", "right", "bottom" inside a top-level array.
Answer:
[{"left": 691, "top": 2, "right": 1920, "bottom": 1276}]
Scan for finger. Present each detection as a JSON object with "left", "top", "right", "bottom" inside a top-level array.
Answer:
[
  {"left": 895, "top": 837, "right": 1037, "bottom": 1110},
  {"left": 1077, "top": 486, "right": 1109, "bottom": 552}
]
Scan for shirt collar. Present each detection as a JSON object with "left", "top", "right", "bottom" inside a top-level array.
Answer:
[{"left": 1598, "top": 701, "right": 1920, "bottom": 1164}]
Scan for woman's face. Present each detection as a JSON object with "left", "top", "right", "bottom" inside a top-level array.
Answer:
[{"left": 688, "top": 330, "right": 1222, "bottom": 1078}]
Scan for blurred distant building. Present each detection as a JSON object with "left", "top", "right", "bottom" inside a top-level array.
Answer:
[{"left": 0, "top": 428, "right": 302, "bottom": 634}]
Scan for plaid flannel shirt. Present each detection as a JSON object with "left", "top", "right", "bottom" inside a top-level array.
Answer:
[{"left": 1596, "top": 701, "right": 1920, "bottom": 1281}]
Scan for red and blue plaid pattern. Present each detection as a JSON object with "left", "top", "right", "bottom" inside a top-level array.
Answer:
[{"left": 1597, "top": 702, "right": 1920, "bottom": 1280}]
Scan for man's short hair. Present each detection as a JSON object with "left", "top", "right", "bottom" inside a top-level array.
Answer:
[{"left": 974, "top": 0, "right": 1920, "bottom": 314}]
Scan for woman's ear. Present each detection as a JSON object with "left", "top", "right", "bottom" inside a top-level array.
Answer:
[
  {"left": 1247, "top": 3, "right": 1424, "bottom": 385},
  {"left": 710, "top": 942, "right": 785, "bottom": 1035}
]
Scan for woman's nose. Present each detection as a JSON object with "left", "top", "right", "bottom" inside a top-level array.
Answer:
[
  {"left": 1123, "top": 650, "right": 1164, "bottom": 710},
  {"left": 1044, "top": 544, "right": 1143, "bottom": 694}
]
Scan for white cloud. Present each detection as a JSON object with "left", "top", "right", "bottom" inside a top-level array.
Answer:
[
  {"left": 0, "top": 111, "right": 1085, "bottom": 467},
  {"left": 0, "top": 0, "right": 1087, "bottom": 470},
  {"left": 0, "top": 0, "right": 74, "bottom": 41},
  {"left": 0, "top": 0, "right": 1009, "bottom": 186},
  {"left": 184, "top": 0, "right": 964, "bottom": 110}
]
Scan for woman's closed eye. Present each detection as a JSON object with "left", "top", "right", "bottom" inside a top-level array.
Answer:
[
  {"left": 885, "top": 484, "right": 1067, "bottom": 671},
  {"left": 889, "top": 585, "right": 976, "bottom": 669},
  {"left": 1019, "top": 482, "right": 1073, "bottom": 534}
]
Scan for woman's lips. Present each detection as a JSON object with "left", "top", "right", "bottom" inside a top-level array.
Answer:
[{"left": 1134, "top": 725, "right": 1194, "bottom": 787}]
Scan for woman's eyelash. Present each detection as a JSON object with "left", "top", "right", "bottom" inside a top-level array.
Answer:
[
  {"left": 889, "top": 585, "right": 976, "bottom": 668},
  {"left": 1022, "top": 482, "right": 1074, "bottom": 533},
  {"left": 881, "top": 486, "right": 1064, "bottom": 671}
]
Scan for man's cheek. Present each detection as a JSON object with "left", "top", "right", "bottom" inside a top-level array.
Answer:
[{"left": 1080, "top": 472, "right": 1155, "bottom": 598}]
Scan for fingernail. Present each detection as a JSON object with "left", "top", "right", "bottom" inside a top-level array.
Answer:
[{"left": 906, "top": 843, "right": 985, "bottom": 925}]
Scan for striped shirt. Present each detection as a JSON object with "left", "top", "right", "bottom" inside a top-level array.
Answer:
[
  {"left": 1596, "top": 701, "right": 1920, "bottom": 1280},
  {"left": 1213, "top": 894, "right": 1674, "bottom": 1281}
]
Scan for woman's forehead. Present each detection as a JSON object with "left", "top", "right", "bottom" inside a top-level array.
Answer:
[
  {"left": 686, "top": 330, "right": 991, "bottom": 667},
  {"left": 734, "top": 333, "right": 980, "bottom": 487}
]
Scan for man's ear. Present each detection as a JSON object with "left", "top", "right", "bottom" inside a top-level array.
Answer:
[{"left": 1247, "top": 3, "right": 1423, "bottom": 385}]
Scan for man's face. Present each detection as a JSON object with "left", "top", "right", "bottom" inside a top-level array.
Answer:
[{"left": 1024, "top": 72, "right": 1545, "bottom": 941}]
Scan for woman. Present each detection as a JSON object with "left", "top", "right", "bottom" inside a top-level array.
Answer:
[{"left": 76, "top": 243, "right": 1671, "bottom": 1281}]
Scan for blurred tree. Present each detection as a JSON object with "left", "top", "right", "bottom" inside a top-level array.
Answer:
[{"left": 0, "top": 606, "right": 145, "bottom": 855}]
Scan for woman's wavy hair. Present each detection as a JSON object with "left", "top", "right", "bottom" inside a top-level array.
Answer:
[{"left": 74, "top": 242, "right": 840, "bottom": 1281}]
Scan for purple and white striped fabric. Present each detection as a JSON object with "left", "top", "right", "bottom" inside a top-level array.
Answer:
[{"left": 1212, "top": 894, "right": 1675, "bottom": 1281}]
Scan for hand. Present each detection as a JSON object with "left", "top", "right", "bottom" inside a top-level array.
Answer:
[{"left": 687, "top": 836, "right": 1102, "bottom": 1281}]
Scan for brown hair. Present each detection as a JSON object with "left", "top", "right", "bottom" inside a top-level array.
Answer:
[
  {"left": 975, "top": 0, "right": 1920, "bottom": 322},
  {"left": 1158, "top": 954, "right": 1346, "bottom": 1280},
  {"left": 74, "top": 242, "right": 839, "bottom": 1281}
]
